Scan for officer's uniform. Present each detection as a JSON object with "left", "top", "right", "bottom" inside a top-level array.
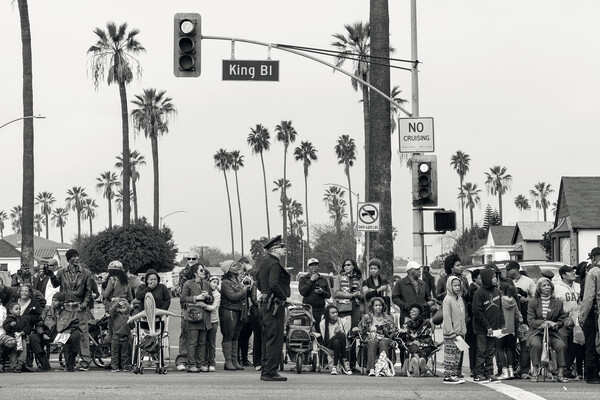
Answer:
[{"left": 257, "top": 236, "right": 290, "bottom": 380}]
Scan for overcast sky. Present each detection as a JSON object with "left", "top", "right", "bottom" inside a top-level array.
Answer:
[{"left": 1, "top": 1, "right": 599, "bottom": 262}]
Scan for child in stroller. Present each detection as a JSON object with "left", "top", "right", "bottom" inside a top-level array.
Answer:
[{"left": 283, "top": 303, "right": 319, "bottom": 373}]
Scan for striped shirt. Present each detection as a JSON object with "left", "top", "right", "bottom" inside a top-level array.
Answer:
[{"left": 540, "top": 296, "right": 551, "bottom": 319}]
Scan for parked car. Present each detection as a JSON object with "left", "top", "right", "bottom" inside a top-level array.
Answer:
[{"left": 461, "top": 260, "right": 568, "bottom": 285}]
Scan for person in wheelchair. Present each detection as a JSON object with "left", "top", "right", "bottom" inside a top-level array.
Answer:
[
  {"left": 526, "top": 277, "right": 569, "bottom": 383},
  {"left": 319, "top": 304, "right": 351, "bottom": 375},
  {"left": 399, "top": 303, "right": 436, "bottom": 377},
  {"left": 358, "top": 297, "right": 397, "bottom": 376}
]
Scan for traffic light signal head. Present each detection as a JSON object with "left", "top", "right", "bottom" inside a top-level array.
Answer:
[
  {"left": 411, "top": 154, "right": 438, "bottom": 207},
  {"left": 434, "top": 210, "right": 456, "bottom": 232},
  {"left": 174, "top": 13, "right": 201, "bottom": 77}
]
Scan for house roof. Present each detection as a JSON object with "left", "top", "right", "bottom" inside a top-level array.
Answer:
[
  {"left": 35, "top": 247, "right": 58, "bottom": 259},
  {"left": 512, "top": 221, "right": 554, "bottom": 243},
  {"left": 555, "top": 177, "right": 600, "bottom": 229},
  {"left": 0, "top": 239, "right": 21, "bottom": 258},
  {"left": 489, "top": 225, "right": 516, "bottom": 246},
  {"left": 2, "top": 234, "right": 71, "bottom": 250}
]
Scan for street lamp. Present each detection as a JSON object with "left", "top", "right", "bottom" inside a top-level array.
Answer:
[
  {"left": 0, "top": 115, "right": 45, "bottom": 131},
  {"left": 160, "top": 210, "right": 187, "bottom": 227}
]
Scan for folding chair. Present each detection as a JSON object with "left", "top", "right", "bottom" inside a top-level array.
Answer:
[{"left": 317, "top": 344, "right": 336, "bottom": 373}]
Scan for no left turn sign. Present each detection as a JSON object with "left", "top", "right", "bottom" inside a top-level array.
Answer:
[{"left": 357, "top": 202, "right": 380, "bottom": 232}]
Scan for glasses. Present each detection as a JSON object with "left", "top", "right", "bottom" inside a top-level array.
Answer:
[
  {"left": 187, "top": 258, "right": 198, "bottom": 261},
  {"left": 343, "top": 263, "right": 353, "bottom": 267}
]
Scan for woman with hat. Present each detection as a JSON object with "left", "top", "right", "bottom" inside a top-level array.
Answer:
[
  {"left": 102, "top": 261, "right": 131, "bottom": 341},
  {"left": 219, "top": 260, "right": 250, "bottom": 371}
]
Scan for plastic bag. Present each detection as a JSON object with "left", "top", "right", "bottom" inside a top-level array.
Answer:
[{"left": 573, "top": 325, "right": 585, "bottom": 345}]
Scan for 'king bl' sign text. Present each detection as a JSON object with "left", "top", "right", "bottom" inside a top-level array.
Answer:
[{"left": 222, "top": 60, "right": 279, "bottom": 81}]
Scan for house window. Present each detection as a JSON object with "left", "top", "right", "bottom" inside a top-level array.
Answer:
[
  {"left": 560, "top": 237, "right": 570, "bottom": 264},
  {"left": 0, "top": 263, "right": 7, "bottom": 271},
  {"left": 486, "top": 255, "right": 493, "bottom": 264}
]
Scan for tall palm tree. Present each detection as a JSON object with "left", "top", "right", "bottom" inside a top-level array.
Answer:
[
  {"left": 530, "top": 182, "right": 554, "bottom": 222},
  {"left": 33, "top": 213, "right": 44, "bottom": 236},
  {"left": 82, "top": 198, "right": 99, "bottom": 235},
  {"left": 390, "top": 85, "right": 409, "bottom": 134},
  {"left": 331, "top": 22, "right": 371, "bottom": 198},
  {"left": 275, "top": 121, "right": 298, "bottom": 257},
  {"left": 323, "top": 186, "right": 348, "bottom": 235},
  {"left": 88, "top": 22, "right": 145, "bottom": 227},
  {"left": 214, "top": 149, "right": 235, "bottom": 258},
  {"left": 450, "top": 150, "right": 471, "bottom": 234},
  {"left": 65, "top": 186, "right": 88, "bottom": 243},
  {"left": 35, "top": 191, "right": 55, "bottom": 239},
  {"left": 114, "top": 189, "right": 133, "bottom": 214},
  {"left": 17, "top": 0, "right": 35, "bottom": 267},
  {"left": 460, "top": 182, "right": 481, "bottom": 230},
  {"left": 334, "top": 134, "right": 357, "bottom": 228},
  {"left": 272, "top": 178, "right": 292, "bottom": 222},
  {"left": 230, "top": 150, "right": 245, "bottom": 257},
  {"left": 484, "top": 165, "right": 512, "bottom": 224},
  {"left": 51, "top": 207, "right": 69, "bottom": 243},
  {"left": 514, "top": 194, "right": 530, "bottom": 211},
  {"left": 96, "top": 171, "right": 121, "bottom": 229},
  {"left": 0, "top": 211, "right": 7, "bottom": 239},
  {"left": 247, "top": 124, "right": 272, "bottom": 237},
  {"left": 293, "top": 141, "right": 318, "bottom": 251},
  {"left": 10, "top": 205, "right": 23, "bottom": 234},
  {"left": 115, "top": 150, "right": 146, "bottom": 221},
  {"left": 131, "top": 88, "right": 177, "bottom": 227}
]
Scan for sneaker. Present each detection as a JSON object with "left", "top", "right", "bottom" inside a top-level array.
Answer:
[
  {"left": 340, "top": 362, "right": 352, "bottom": 375},
  {"left": 111, "top": 368, "right": 120, "bottom": 373},
  {"left": 488, "top": 376, "right": 501, "bottom": 383},
  {"left": 176, "top": 364, "right": 186, "bottom": 371},
  {"left": 255, "top": 366, "right": 262, "bottom": 371},
  {"left": 78, "top": 365, "right": 89, "bottom": 372},
  {"left": 369, "top": 369, "right": 376, "bottom": 377},
  {"left": 520, "top": 373, "right": 530, "bottom": 380},
  {"left": 474, "top": 376, "right": 489, "bottom": 383},
  {"left": 331, "top": 366, "right": 338, "bottom": 375},
  {"left": 443, "top": 376, "right": 465, "bottom": 384},
  {"left": 200, "top": 365, "right": 209, "bottom": 372},
  {"left": 574, "top": 375, "right": 583, "bottom": 381},
  {"left": 241, "top": 360, "right": 253, "bottom": 367},
  {"left": 208, "top": 366, "right": 216, "bottom": 372}
]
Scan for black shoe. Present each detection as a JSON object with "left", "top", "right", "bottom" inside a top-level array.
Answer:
[
  {"left": 241, "top": 360, "right": 253, "bottom": 367},
  {"left": 260, "top": 373, "right": 287, "bottom": 381},
  {"left": 586, "top": 378, "right": 600, "bottom": 384}
]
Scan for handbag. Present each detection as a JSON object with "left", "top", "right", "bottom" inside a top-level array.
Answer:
[
  {"left": 335, "top": 298, "right": 353, "bottom": 313},
  {"left": 185, "top": 303, "right": 205, "bottom": 322},
  {"left": 540, "top": 325, "right": 557, "bottom": 373}
]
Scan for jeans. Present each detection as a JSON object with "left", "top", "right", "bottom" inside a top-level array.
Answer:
[
  {"left": 187, "top": 328, "right": 208, "bottom": 367},
  {"left": 250, "top": 310, "right": 263, "bottom": 366},
  {"left": 366, "top": 338, "right": 392, "bottom": 370},
  {"left": 474, "top": 335, "right": 496, "bottom": 377},
  {"left": 529, "top": 333, "right": 566, "bottom": 368},
  {"left": 220, "top": 309, "right": 244, "bottom": 342},
  {"left": 206, "top": 322, "right": 218, "bottom": 367},
  {"left": 323, "top": 331, "right": 347, "bottom": 365},
  {"left": 175, "top": 318, "right": 188, "bottom": 366},
  {"left": 77, "top": 308, "right": 92, "bottom": 367},
  {"left": 111, "top": 334, "right": 131, "bottom": 370}
]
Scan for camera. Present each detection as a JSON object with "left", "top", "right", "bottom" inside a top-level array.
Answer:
[{"left": 242, "top": 276, "right": 252, "bottom": 286}]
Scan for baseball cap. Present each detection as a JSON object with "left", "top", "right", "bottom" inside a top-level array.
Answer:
[
  {"left": 505, "top": 261, "right": 520, "bottom": 271},
  {"left": 558, "top": 265, "right": 574, "bottom": 276},
  {"left": 540, "top": 270, "right": 554, "bottom": 280},
  {"left": 307, "top": 258, "right": 319, "bottom": 266},
  {"left": 406, "top": 261, "right": 421, "bottom": 271},
  {"left": 588, "top": 247, "right": 600, "bottom": 259}
]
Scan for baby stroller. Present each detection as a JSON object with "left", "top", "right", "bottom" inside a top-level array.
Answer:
[
  {"left": 280, "top": 303, "right": 319, "bottom": 374},
  {"left": 131, "top": 315, "right": 170, "bottom": 374}
]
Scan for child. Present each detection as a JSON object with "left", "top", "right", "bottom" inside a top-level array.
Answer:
[
  {"left": 42, "top": 292, "right": 81, "bottom": 372},
  {"left": 110, "top": 299, "right": 133, "bottom": 372},
  {"left": 2, "top": 302, "right": 28, "bottom": 372},
  {"left": 472, "top": 268, "right": 505, "bottom": 382},
  {"left": 442, "top": 276, "right": 467, "bottom": 384},
  {"left": 401, "top": 303, "right": 436, "bottom": 376},
  {"left": 206, "top": 276, "right": 221, "bottom": 372},
  {"left": 497, "top": 284, "right": 521, "bottom": 379}
]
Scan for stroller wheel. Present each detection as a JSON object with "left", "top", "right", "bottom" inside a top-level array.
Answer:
[
  {"left": 161, "top": 367, "right": 168, "bottom": 374},
  {"left": 92, "top": 343, "right": 112, "bottom": 369},
  {"left": 311, "top": 354, "right": 318, "bottom": 372},
  {"left": 296, "top": 355, "right": 302, "bottom": 374},
  {"left": 132, "top": 366, "right": 138, "bottom": 374},
  {"left": 140, "top": 366, "right": 144, "bottom": 374}
]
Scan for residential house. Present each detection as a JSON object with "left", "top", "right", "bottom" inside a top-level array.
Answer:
[
  {"left": 480, "top": 225, "right": 516, "bottom": 264},
  {"left": 2, "top": 233, "right": 71, "bottom": 267},
  {"left": 0, "top": 239, "right": 21, "bottom": 274},
  {"left": 509, "top": 221, "right": 554, "bottom": 261}
]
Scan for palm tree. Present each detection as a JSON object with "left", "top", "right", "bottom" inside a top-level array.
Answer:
[
  {"left": 450, "top": 150, "right": 471, "bottom": 234},
  {"left": 275, "top": 121, "right": 298, "bottom": 257},
  {"left": 230, "top": 150, "right": 245, "bottom": 257},
  {"left": 131, "top": 88, "right": 177, "bottom": 227},
  {"left": 0, "top": 211, "right": 7, "bottom": 238},
  {"left": 82, "top": 198, "right": 99, "bottom": 235},
  {"left": 390, "top": 85, "right": 409, "bottom": 134},
  {"left": 88, "top": 22, "right": 145, "bottom": 227},
  {"left": 33, "top": 213, "right": 44, "bottom": 236},
  {"left": 51, "top": 207, "right": 69, "bottom": 243},
  {"left": 115, "top": 150, "right": 146, "bottom": 221},
  {"left": 35, "top": 191, "right": 55, "bottom": 239},
  {"left": 114, "top": 189, "right": 133, "bottom": 214},
  {"left": 484, "top": 166, "right": 512, "bottom": 224},
  {"left": 331, "top": 22, "right": 371, "bottom": 198},
  {"left": 460, "top": 182, "right": 481, "bottom": 230},
  {"left": 514, "top": 194, "right": 530, "bottom": 211},
  {"left": 247, "top": 124, "right": 272, "bottom": 238},
  {"left": 334, "top": 134, "right": 357, "bottom": 228},
  {"left": 530, "top": 182, "right": 554, "bottom": 222},
  {"left": 293, "top": 141, "right": 318, "bottom": 251},
  {"left": 65, "top": 186, "right": 88, "bottom": 243},
  {"left": 272, "top": 178, "right": 292, "bottom": 222},
  {"left": 96, "top": 171, "right": 121, "bottom": 229},
  {"left": 214, "top": 149, "right": 235, "bottom": 258},
  {"left": 17, "top": 0, "right": 35, "bottom": 267},
  {"left": 10, "top": 206, "right": 22, "bottom": 234},
  {"left": 323, "top": 186, "right": 348, "bottom": 234}
]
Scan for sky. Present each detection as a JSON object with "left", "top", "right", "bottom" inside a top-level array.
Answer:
[{"left": 1, "top": 1, "right": 599, "bottom": 262}]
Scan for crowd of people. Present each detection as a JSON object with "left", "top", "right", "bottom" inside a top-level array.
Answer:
[{"left": 1, "top": 241, "right": 600, "bottom": 388}]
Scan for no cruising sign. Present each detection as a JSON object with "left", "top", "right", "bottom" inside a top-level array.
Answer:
[{"left": 357, "top": 202, "right": 380, "bottom": 232}]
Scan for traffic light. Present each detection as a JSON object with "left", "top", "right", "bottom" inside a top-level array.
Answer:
[
  {"left": 174, "top": 13, "right": 201, "bottom": 77},
  {"left": 434, "top": 210, "right": 456, "bottom": 232},
  {"left": 411, "top": 154, "right": 438, "bottom": 207}
]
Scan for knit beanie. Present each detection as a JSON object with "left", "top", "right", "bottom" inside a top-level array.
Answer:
[
  {"left": 220, "top": 260, "right": 236, "bottom": 274},
  {"left": 65, "top": 249, "right": 79, "bottom": 262},
  {"left": 53, "top": 292, "right": 66, "bottom": 303}
]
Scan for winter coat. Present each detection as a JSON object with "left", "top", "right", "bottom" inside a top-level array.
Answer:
[
  {"left": 501, "top": 295, "right": 522, "bottom": 335},
  {"left": 442, "top": 276, "right": 467, "bottom": 340},
  {"left": 392, "top": 276, "right": 431, "bottom": 323},
  {"left": 472, "top": 268, "right": 504, "bottom": 335},
  {"left": 220, "top": 274, "right": 248, "bottom": 312},
  {"left": 181, "top": 279, "right": 212, "bottom": 330},
  {"left": 526, "top": 296, "right": 567, "bottom": 346},
  {"left": 299, "top": 273, "right": 331, "bottom": 311}
]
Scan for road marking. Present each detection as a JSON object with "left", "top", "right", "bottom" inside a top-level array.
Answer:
[{"left": 469, "top": 379, "right": 547, "bottom": 400}]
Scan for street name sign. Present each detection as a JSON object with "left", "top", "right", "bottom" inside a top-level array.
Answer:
[
  {"left": 222, "top": 60, "right": 279, "bottom": 81},
  {"left": 357, "top": 202, "right": 380, "bottom": 232},
  {"left": 399, "top": 117, "right": 434, "bottom": 153}
]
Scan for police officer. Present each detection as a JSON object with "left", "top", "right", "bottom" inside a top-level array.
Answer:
[{"left": 257, "top": 235, "right": 290, "bottom": 381}]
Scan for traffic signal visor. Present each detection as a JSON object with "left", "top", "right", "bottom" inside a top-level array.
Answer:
[{"left": 174, "top": 13, "right": 201, "bottom": 77}]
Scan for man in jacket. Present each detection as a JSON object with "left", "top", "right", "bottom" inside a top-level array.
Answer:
[
  {"left": 579, "top": 247, "right": 600, "bottom": 384},
  {"left": 257, "top": 235, "right": 290, "bottom": 382},
  {"left": 392, "top": 261, "right": 434, "bottom": 324},
  {"left": 11, "top": 263, "right": 34, "bottom": 287},
  {"left": 298, "top": 258, "right": 331, "bottom": 334}
]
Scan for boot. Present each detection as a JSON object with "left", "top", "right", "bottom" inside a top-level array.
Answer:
[
  {"left": 585, "top": 368, "right": 600, "bottom": 384},
  {"left": 65, "top": 350, "right": 76, "bottom": 372},
  {"left": 36, "top": 352, "right": 52, "bottom": 372},
  {"left": 222, "top": 342, "right": 236, "bottom": 370},
  {"left": 507, "top": 366, "right": 515, "bottom": 379},
  {"left": 498, "top": 367, "right": 510, "bottom": 380},
  {"left": 231, "top": 342, "right": 245, "bottom": 370}
]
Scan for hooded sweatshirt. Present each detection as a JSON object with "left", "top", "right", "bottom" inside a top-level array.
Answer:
[
  {"left": 500, "top": 295, "right": 521, "bottom": 335},
  {"left": 472, "top": 268, "right": 504, "bottom": 335},
  {"left": 442, "top": 276, "right": 467, "bottom": 340}
]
